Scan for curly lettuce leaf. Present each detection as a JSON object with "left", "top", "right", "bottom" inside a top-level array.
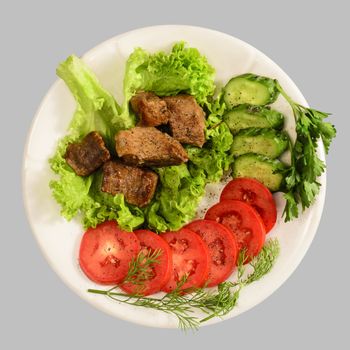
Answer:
[
  {"left": 146, "top": 164, "right": 206, "bottom": 232},
  {"left": 187, "top": 123, "right": 233, "bottom": 182},
  {"left": 122, "top": 42, "right": 215, "bottom": 105},
  {"left": 50, "top": 168, "right": 93, "bottom": 221},
  {"left": 187, "top": 95, "right": 233, "bottom": 182}
]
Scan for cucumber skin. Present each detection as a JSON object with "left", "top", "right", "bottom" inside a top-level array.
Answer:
[
  {"left": 224, "top": 104, "right": 285, "bottom": 135},
  {"left": 232, "top": 154, "right": 286, "bottom": 192},
  {"left": 231, "top": 128, "right": 289, "bottom": 158},
  {"left": 224, "top": 73, "right": 280, "bottom": 108}
]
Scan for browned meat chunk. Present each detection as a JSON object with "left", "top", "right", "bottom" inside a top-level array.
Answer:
[
  {"left": 163, "top": 95, "right": 206, "bottom": 147},
  {"left": 101, "top": 161, "right": 158, "bottom": 207},
  {"left": 130, "top": 92, "right": 170, "bottom": 127},
  {"left": 115, "top": 127, "right": 188, "bottom": 167},
  {"left": 64, "top": 131, "right": 110, "bottom": 176}
]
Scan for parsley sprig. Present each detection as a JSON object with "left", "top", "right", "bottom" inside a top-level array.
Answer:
[
  {"left": 276, "top": 82, "right": 336, "bottom": 221},
  {"left": 88, "top": 239, "right": 280, "bottom": 331}
]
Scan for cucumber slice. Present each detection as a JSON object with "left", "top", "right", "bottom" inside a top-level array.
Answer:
[
  {"left": 231, "top": 128, "right": 289, "bottom": 158},
  {"left": 224, "top": 104, "right": 284, "bottom": 134},
  {"left": 232, "top": 154, "right": 286, "bottom": 192},
  {"left": 224, "top": 74, "right": 279, "bottom": 108}
]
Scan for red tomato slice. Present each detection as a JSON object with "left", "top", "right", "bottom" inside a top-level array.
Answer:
[
  {"left": 220, "top": 177, "right": 277, "bottom": 233},
  {"left": 161, "top": 228, "right": 210, "bottom": 293},
  {"left": 185, "top": 220, "right": 238, "bottom": 287},
  {"left": 205, "top": 200, "right": 266, "bottom": 259},
  {"left": 79, "top": 221, "right": 140, "bottom": 285},
  {"left": 121, "top": 230, "right": 172, "bottom": 296}
]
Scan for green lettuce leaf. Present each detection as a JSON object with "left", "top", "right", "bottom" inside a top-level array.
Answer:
[
  {"left": 122, "top": 42, "right": 215, "bottom": 105},
  {"left": 114, "top": 41, "right": 216, "bottom": 139},
  {"left": 145, "top": 165, "right": 206, "bottom": 232},
  {"left": 50, "top": 44, "right": 232, "bottom": 233},
  {"left": 187, "top": 95, "right": 234, "bottom": 182},
  {"left": 50, "top": 55, "right": 142, "bottom": 231},
  {"left": 56, "top": 54, "right": 132, "bottom": 148},
  {"left": 50, "top": 168, "right": 93, "bottom": 221}
]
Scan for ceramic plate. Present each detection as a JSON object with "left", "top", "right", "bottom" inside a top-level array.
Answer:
[{"left": 22, "top": 25, "right": 326, "bottom": 328}]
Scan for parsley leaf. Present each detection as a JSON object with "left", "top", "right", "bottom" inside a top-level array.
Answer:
[{"left": 276, "top": 82, "right": 336, "bottom": 221}]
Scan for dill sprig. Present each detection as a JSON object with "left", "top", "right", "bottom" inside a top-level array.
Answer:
[
  {"left": 88, "top": 239, "right": 280, "bottom": 330},
  {"left": 245, "top": 238, "right": 280, "bottom": 284},
  {"left": 122, "top": 249, "right": 162, "bottom": 287}
]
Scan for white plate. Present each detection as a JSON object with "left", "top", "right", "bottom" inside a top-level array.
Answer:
[{"left": 22, "top": 25, "right": 326, "bottom": 328}]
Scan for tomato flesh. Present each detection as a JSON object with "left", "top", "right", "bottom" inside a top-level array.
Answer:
[
  {"left": 220, "top": 177, "right": 277, "bottom": 233},
  {"left": 79, "top": 221, "right": 140, "bottom": 284},
  {"left": 161, "top": 228, "right": 210, "bottom": 293},
  {"left": 185, "top": 220, "right": 238, "bottom": 287},
  {"left": 205, "top": 200, "right": 266, "bottom": 259},
  {"left": 121, "top": 230, "right": 172, "bottom": 296}
]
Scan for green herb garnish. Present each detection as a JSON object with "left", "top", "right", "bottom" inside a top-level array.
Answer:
[
  {"left": 276, "top": 83, "right": 336, "bottom": 221},
  {"left": 122, "top": 249, "right": 162, "bottom": 288}
]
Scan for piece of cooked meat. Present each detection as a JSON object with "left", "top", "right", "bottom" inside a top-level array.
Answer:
[
  {"left": 64, "top": 131, "right": 111, "bottom": 176},
  {"left": 101, "top": 161, "right": 158, "bottom": 207},
  {"left": 130, "top": 92, "right": 170, "bottom": 127},
  {"left": 163, "top": 95, "right": 206, "bottom": 147},
  {"left": 115, "top": 127, "right": 188, "bottom": 167}
]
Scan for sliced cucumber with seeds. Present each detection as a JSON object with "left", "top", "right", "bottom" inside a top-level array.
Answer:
[
  {"left": 224, "top": 74, "right": 279, "bottom": 108},
  {"left": 224, "top": 104, "right": 284, "bottom": 135},
  {"left": 232, "top": 154, "right": 286, "bottom": 192},
  {"left": 231, "top": 128, "right": 289, "bottom": 158}
]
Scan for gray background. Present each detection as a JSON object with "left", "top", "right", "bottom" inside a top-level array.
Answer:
[{"left": 1, "top": 0, "right": 348, "bottom": 348}]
